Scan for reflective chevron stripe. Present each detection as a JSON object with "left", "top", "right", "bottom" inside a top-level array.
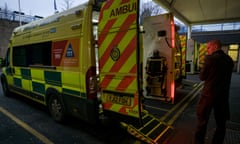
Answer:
[
  {"left": 199, "top": 43, "right": 207, "bottom": 69},
  {"left": 98, "top": 0, "right": 140, "bottom": 118}
]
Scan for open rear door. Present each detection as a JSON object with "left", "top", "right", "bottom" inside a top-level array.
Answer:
[
  {"left": 98, "top": 0, "right": 142, "bottom": 123},
  {"left": 98, "top": 2, "right": 174, "bottom": 143}
]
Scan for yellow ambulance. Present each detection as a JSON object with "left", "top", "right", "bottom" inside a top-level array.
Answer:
[
  {"left": 0, "top": 1, "right": 100, "bottom": 124},
  {"left": 1, "top": 0, "right": 184, "bottom": 143}
]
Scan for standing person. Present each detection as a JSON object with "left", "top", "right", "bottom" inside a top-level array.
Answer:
[{"left": 194, "top": 39, "right": 234, "bottom": 144}]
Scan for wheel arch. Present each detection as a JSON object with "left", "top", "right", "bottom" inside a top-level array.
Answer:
[
  {"left": 46, "top": 87, "right": 67, "bottom": 122},
  {"left": 46, "top": 87, "right": 64, "bottom": 108}
]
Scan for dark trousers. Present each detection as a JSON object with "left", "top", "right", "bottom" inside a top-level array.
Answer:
[
  {"left": 194, "top": 96, "right": 227, "bottom": 144},
  {"left": 212, "top": 107, "right": 227, "bottom": 144}
]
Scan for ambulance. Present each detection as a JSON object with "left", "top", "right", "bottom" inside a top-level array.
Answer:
[{"left": 0, "top": 0, "right": 184, "bottom": 143}]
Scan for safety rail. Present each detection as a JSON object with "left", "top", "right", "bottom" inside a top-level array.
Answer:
[{"left": 0, "top": 9, "right": 43, "bottom": 23}]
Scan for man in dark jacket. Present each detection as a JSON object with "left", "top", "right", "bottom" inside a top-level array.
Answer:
[{"left": 194, "top": 39, "right": 234, "bottom": 144}]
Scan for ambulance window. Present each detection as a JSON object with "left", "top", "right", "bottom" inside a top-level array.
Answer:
[
  {"left": 93, "top": 0, "right": 106, "bottom": 11},
  {"left": 12, "top": 41, "right": 52, "bottom": 67},
  {"left": 5, "top": 48, "right": 10, "bottom": 66},
  {"left": 30, "top": 42, "right": 51, "bottom": 66},
  {"left": 13, "top": 46, "right": 28, "bottom": 66}
]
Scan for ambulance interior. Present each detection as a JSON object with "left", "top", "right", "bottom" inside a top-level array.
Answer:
[
  {"left": 141, "top": 14, "right": 183, "bottom": 103},
  {"left": 92, "top": 1, "right": 183, "bottom": 104}
]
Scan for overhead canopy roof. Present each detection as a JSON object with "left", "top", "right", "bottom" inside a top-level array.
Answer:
[{"left": 154, "top": 0, "right": 240, "bottom": 25}]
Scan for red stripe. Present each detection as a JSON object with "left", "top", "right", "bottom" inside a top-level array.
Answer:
[
  {"left": 116, "top": 64, "right": 137, "bottom": 91},
  {"left": 103, "top": 102, "right": 113, "bottom": 110},
  {"left": 133, "top": 93, "right": 139, "bottom": 107},
  {"left": 99, "top": 13, "right": 136, "bottom": 69},
  {"left": 121, "top": 0, "right": 131, "bottom": 4},
  {"left": 119, "top": 93, "right": 139, "bottom": 115},
  {"left": 98, "top": 19, "right": 116, "bottom": 48},
  {"left": 99, "top": 0, "right": 114, "bottom": 21},
  {"left": 100, "top": 75, "right": 114, "bottom": 88},
  {"left": 100, "top": 31, "right": 136, "bottom": 89},
  {"left": 110, "top": 36, "right": 137, "bottom": 72},
  {"left": 119, "top": 107, "right": 127, "bottom": 114}
]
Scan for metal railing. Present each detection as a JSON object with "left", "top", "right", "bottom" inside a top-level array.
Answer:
[
  {"left": 192, "top": 23, "right": 240, "bottom": 32},
  {"left": 0, "top": 9, "right": 43, "bottom": 23},
  {"left": 179, "top": 22, "right": 240, "bottom": 33}
]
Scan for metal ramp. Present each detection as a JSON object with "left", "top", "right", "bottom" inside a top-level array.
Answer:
[{"left": 120, "top": 111, "right": 173, "bottom": 144}]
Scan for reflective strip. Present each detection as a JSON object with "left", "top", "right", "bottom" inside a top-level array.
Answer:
[
  {"left": 99, "top": 0, "right": 139, "bottom": 117},
  {"left": 11, "top": 67, "right": 86, "bottom": 101},
  {"left": 100, "top": 36, "right": 137, "bottom": 90},
  {"left": 199, "top": 43, "right": 207, "bottom": 68},
  {"left": 116, "top": 64, "right": 137, "bottom": 91},
  {"left": 99, "top": 13, "right": 137, "bottom": 70},
  {"left": 179, "top": 35, "right": 186, "bottom": 76}
]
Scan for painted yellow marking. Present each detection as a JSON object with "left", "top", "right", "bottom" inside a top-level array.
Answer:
[
  {"left": 131, "top": 82, "right": 203, "bottom": 144},
  {"left": 0, "top": 107, "right": 54, "bottom": 144},
  {"left": 167, "top": 86, "right": 203, "bottom": 125},
  {"left": 159, "top": 81, "right": 203, "bottom": 121}
]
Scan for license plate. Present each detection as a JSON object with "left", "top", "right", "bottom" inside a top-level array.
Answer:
[{"left": 105, "top": 94, "right": 131, "bottom": 106}]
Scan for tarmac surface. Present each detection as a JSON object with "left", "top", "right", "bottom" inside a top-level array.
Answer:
[
  {"left": 167, "top": 72, "right": 240, "bottom": 144},
  {"left": 0, "top": 70, "right": 239, "bottom": 144}
]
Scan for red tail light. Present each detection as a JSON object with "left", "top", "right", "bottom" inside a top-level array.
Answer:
[
  {"left": 86, "top": 66, "right": 98, "bottom": 99},
  {"left": 171, "top": 20, "right": 175, "bottom": 48}
]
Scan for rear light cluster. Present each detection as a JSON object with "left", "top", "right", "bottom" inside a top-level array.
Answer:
[{"left": 86, "top": 66, "right": 98, "bottom": 99}]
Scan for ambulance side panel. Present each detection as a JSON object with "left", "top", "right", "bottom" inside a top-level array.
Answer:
[{"left": 1, "top": 3, "right": 99, "bottom": 124}]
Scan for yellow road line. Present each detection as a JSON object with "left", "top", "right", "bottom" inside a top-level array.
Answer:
[
  {"left": 167, "top": 86, "right": 203, "bottom": 125},
  {"left": 159, "top": 81, "right": 203, "bottom": 121},
  {"left": 0, "top": 107, "right": 54, "bottom": 144}
]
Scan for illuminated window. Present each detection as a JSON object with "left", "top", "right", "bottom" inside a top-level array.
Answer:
[{"left": 228, "top": 44, "right": 239, "bottom": 62}]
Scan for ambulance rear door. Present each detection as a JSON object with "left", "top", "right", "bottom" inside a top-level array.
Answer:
[{"left": 98, "top": 0, "right": 142, "bottom": 123}]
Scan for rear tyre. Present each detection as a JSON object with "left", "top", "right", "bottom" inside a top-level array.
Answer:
[{"left": 48, "top": 94, "right": 65, "bottom": 122}]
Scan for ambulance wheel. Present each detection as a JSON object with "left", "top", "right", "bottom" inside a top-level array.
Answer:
[
  {"left": 1, "top": 77, "right": 11, "bottom": 97},
  {"left": 48, "top": 94, "right": 65, "bottom": 122}
]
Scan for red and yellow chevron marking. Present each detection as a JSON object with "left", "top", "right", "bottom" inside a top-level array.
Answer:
[
  {"left": 199, "top": 43, "right": 207, "bottom": 69},
  {"left": 179, "top": 35, "right": 187, "bottom": 77},
  {"left": 98, "top": 0, "right": 140, "bottom": 118}
]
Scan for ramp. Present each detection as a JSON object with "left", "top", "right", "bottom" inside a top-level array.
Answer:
[{"left": 121, "top": 111, "right": 173, "bottom": 144}]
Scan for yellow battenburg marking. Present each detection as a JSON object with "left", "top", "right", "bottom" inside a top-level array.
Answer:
[
  {"left": 31, "top": 69, "right": 44, "bottom": 80},
  {"left": 22, "top": 79, "right": 31, "bottom": 91},
  {"left": 62, "top": 71, "right": 80, "bottom": 86},
  {"left": 14, "top": 67, "right": 21, "bottom": 76},
  {"left": 45, "top": 84, "right": 62, "bottom": 93}
]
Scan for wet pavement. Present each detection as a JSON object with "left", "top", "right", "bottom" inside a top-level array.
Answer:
[
  {"left": 0, "top": 71, "right": 239, "bottom": 144},
  {"left": 167, "top": 73, "right": 240, "bottom": 144}
]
